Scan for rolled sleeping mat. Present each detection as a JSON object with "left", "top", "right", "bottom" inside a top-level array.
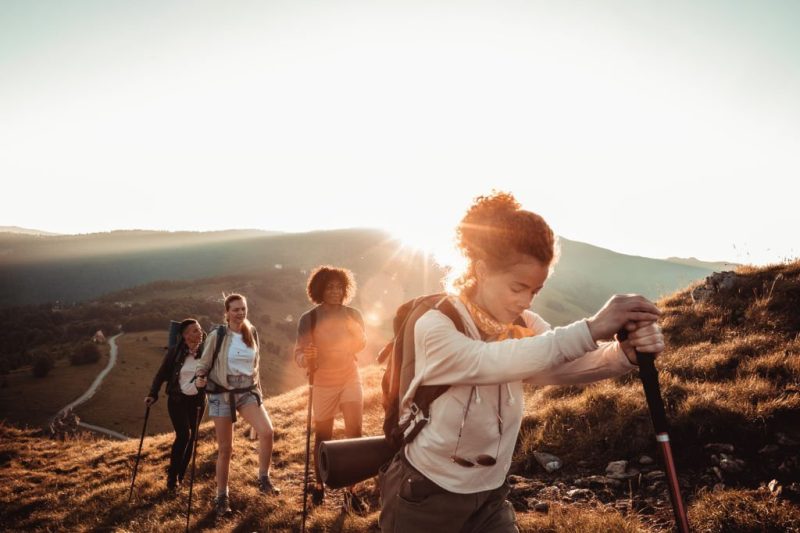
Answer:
[{"left": 318, "top": 436, "right": 396, "bottom": 489}]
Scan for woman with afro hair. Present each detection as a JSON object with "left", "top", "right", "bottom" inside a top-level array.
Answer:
[
  {"left": 294, "top": 265, "right": 368, "bottom": 511},
  {"left": 378, "top": 191, "right": 665, "bottom": 532}
]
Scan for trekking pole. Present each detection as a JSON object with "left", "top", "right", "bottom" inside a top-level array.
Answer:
[
  {"left": 128, "top": 404, "right": 151, "bottom": 501},
  {"left": 186, "top": 399, "right": 204, "bottom": 533},
  {"left": 620, "top": 329, "right": 690, "bottom": 533},
  {"left": 301, "top": 367, "right": 315, "bottom": 533}
]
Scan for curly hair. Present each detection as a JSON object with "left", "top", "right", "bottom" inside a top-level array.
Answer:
[
  {"left": 306, "top": 265, "right": 357, "bottom": 305},
  {"left": 453, "top": 191, "right": 558, "bottom": 294}
]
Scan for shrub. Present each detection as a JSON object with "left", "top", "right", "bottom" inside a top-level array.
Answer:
[
  {"left": 32, "top": 354, "right": 54, "bottom": 378},
  {"left": 70, "top": 343, "right": 101, "bottom": 365}
]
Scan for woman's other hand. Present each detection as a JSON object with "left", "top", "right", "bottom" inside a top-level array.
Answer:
[
  {"left": 303, "top": 344, "right": 318, "bottom": 370},
  {"left": 195, "top": 373, "right": 207, "bottom": 388},
  {"left": 618, "top": 321, "right": 665, "bottom": 365},
  {"left": 586, "top": 294, "right": 661, "bottom": 342}
]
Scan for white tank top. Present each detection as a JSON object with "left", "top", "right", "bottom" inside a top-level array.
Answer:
[{"left": 227, "top": 332, "right": 256, "bottom": 376}]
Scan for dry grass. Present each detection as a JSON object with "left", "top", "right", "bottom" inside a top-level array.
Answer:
[
  {"left": 517, "top": 504, "right": 648, "bottom": 532},
  {"left": 688, "top": 488, "right": 800, "bottom": 532},
  {"left": 0, "top": 371, "right": 388, "bottom": 533}
]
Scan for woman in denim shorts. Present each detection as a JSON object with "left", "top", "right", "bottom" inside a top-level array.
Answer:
[{"left": 195, "top": 293, "right": 280, "bottom": 516}]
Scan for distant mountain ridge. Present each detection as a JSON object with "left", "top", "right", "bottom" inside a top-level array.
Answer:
[
  {"left": 665, "top": 256, "right": 738, "bottom": 271},
  {"left": 0, "top": 225, "right": 60, "bottom": 236},
  {"left": 0, "top": 228, "right": 725, "bottom": 327}
]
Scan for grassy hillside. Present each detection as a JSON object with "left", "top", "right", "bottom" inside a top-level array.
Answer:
[{"left": 1, "top": 261, "right": 799, "bottom": 532}]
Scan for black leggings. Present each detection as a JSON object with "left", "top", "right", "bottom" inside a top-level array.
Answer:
[{"left": 167, "top": 392, "right": 207, "bottom": 481}]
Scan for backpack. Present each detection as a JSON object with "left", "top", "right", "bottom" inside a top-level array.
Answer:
[
  {"left": 378, "top": 293, "right": 468, "bottom": 450},
  {"left": 378, "top": 293, "right": 528, "bottom": 451}
]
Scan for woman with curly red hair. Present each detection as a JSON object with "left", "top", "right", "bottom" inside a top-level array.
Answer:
[
  {"left": 294, "top": 265, "right": 367, "bottom": 511},
  {"left": 378, "top": 191, "right": 665, "bottom": 532}
]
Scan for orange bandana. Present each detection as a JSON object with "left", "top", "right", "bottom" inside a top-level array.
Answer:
[{"left": 458, "top": 293, "right": 534, "bottom": 341}]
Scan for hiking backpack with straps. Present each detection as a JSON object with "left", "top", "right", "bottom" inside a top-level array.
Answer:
[
  {"left": 378, "top": 293, "right": 527, "bottom": 451},
  {"left": 378, "top": 293, "right": 467, "bottom": 450}
]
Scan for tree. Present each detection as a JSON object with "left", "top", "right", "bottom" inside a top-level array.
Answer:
[
  {"left": 32, "top": 354, "right": 54, "bottom": 377},
  {"left": 70, "top": 343, "right": 101, "bottom": 365}
]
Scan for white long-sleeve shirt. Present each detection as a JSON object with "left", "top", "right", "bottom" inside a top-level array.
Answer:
[{"left": 404, "top": 297, "right": 636, "bottom": 494}]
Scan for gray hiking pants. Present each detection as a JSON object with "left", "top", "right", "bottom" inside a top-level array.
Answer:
[{"left": 378, "top": 451, "right": 519, "bottom": 533}]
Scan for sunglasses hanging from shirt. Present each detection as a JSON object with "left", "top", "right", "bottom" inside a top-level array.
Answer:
[{"left": 450, "top": 386, "right": 503, "bottom": 468}]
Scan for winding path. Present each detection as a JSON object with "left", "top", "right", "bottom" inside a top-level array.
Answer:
[{"left": 54, "top": 333, "right": 130, "bottom": 440}]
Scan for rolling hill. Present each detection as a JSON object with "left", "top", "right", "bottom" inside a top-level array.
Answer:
[{"left": 0, "top": 228, "right": 723, "bottom": 325}]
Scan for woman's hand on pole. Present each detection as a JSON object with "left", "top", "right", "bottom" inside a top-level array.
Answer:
[
  {"left": 586, "top": 294, "right": 661, "bottom": 343},
  {"left": 617, "top": 321, "right": 665, "bottom": 365},
  {"left": 195, "top": 372, "right": 207, "bottom": 389},
  {"left": 303, "top": 344, "right": 318, "bottom": 370}
]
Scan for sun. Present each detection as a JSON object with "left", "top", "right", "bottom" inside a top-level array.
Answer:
[{"left": 387, "top": 224, "right": 462, "bottom": 270}]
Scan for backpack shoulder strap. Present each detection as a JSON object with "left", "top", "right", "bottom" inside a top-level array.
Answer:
[
  {"left": 433, "top": 296, "right": 467, "bottom": 335},
  {"left": 396, "top": 294, "right": 468, "bottom": 445},
  {"left": 210, "top": 325, "right": 226, "bottom": 372},
  {"left": 309, "top": 306, "right": 318, "bottom": 343}
]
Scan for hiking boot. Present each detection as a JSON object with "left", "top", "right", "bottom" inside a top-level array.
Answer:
[
  {"left": 166, "top": 476, "right": 179, "bottom": 492},
  {"left": 214, "top": 494, "right": 232, "bottom": 516},
  {"left": 258, "top": 474, "right": 281, "bottom": 495},
  {"left": 343, "top": 491, "right": 368, "bottom": 514},
  {"left": 310, "top": 485, "right": 324, "bottom": 506}
]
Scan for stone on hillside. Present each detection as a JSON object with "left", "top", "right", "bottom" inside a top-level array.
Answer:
[
  {"left": 644, "top": 470, "right": 665, "bottom": 481},
  {"left": 704, "top": 442, "right": 735, "bottom": 454},
  {"left": 575, "top": 475, "right": 623, "bottom": 489},
  {"left": 638, "top": 455, "right": 654, "bottom": 465},
  {"left": 606, "top": 460, "right": 628, "bottom": 476},
  {"left": 768, "top": 479, "right": 782, "bottom": 496},
  {"left": 692, "top": 271, "right": 739, "bottom": 302},
  {"left": 759, "top": 444, "right": 780, "bottom": 454},
  {"left": 566, "top": 488, "right": 593, "bottom": 500},
  {"left": 711, "top": 466, "right": 723, "bottom": 481},
  {"left": 507, "top": 475, "right": 526, "bottom": 485},
  {"left": 533, "top": 451, "right": 563, "bottom": 473},
  {"left": 720, "top": 457, "right": 745, "bottom": 473},
  {"left": 713, "top": 483, "right": 726, "bottom": 492},
  {"left": 606, "top": 460, "right": 638, "bottom": 480},
  {"left": 691, "top": 271, "right": 740, "bottom": 302},
  {"left": 537, "top": 486, "right": 561, "bottom": 500},
  {"left": 534, "top": 501, "right": 550, "bottom": 513}
]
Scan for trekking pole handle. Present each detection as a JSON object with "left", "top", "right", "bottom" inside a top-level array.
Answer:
[{"left": 618, "top": 329, "right": 669, "bottom": 434}]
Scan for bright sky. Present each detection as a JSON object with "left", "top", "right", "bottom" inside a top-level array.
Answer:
[{"left": 2, "top": 0, "right": 798, "bottom": 265}]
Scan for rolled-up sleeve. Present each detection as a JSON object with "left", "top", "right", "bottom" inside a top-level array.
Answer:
[{"left": 196, "top": 329, "right": 217, "bottom": 375}]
